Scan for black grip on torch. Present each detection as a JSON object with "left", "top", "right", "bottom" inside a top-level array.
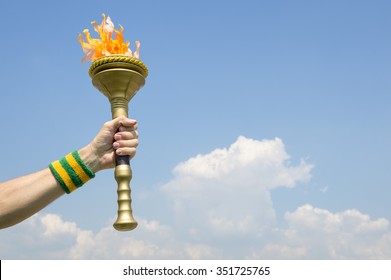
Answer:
[{"left": 115, "top": 155, "right": 130, "bottom": 166}]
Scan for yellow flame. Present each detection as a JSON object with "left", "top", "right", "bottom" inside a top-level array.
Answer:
[{"left": 78, "top": 14, "right": 140, "bottom": 62}]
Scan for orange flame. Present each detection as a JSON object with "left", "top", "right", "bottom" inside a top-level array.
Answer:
[{"left": 78, "top": 14, "right": 140, "bottom": 63}]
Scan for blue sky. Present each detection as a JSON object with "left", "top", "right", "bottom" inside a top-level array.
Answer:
[{"left": 0, "top": 0, "right": 390, "bottom": 259}]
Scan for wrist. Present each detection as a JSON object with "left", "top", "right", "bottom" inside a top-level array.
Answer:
[
  {"left": 78, "top": 144, "right": 101, "bottom": 173},
  {"left": 49, "top": 150, "right": 95, "bottom": 194}
]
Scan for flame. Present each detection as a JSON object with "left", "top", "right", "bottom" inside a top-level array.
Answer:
[{"left": 78, "top": 14, "right": 140, "bottom": 62}]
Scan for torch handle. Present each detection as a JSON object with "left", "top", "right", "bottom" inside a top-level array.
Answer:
[
  {"left": 112, "top": 144, "right": 138, "bottom": 231},
  {"left": 113, "top": 161, "right": 137, "bottom": 231},
  {"left": 111, "top": 103, "right": 138, "bottom": 231}
]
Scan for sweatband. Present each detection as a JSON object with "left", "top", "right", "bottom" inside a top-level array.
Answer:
[{"left": 49, "top": 150, "right": 95, "bottom": 194}]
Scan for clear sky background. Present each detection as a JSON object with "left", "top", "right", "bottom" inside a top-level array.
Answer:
[{"left": 0, "top": 0, "right": 390, "bottom": 259}]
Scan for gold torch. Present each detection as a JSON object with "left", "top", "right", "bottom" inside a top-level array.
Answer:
[{"left": 79, "top": 15, "right": 148, "bottom": 231}]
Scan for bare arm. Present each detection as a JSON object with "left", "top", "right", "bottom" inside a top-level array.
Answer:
[
  {"left": 0, "top": 168, "right": 64, "bottom": 229},
  {"left": 0, "top": 117, "right": 138, "bottom": 229}
]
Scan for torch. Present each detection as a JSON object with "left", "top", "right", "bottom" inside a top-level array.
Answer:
[{"left": 79, "top": 15, "right": 148, "bottom": 231}]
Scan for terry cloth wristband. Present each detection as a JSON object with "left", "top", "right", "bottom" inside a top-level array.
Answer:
[{"left": 49, "top": 150, "right": 95, "bottom": 194}]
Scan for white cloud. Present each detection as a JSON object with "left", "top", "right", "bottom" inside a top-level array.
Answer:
[
  {"left": 253, "top": 205, "right": 391, "bottom": 259},
  {"left": 167, "top": 136, "right": 312, "bottom": 189},
  {"left": 1, "top": 136, "right": 390, "bottom": 259},
  {"left": 41, "top": 214, "right": 80, "bottom": 238},
  {"left": 285, "top": 205, "right": 389, "bottom": 235},
  {"left": 161, "top": 136, "right": 313, "bottom": 245},
  {"left": 0, "top": 214, "right": 179, "bottom": 259}
]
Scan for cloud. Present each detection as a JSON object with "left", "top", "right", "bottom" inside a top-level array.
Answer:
[
  {"left": 67, "top": 218, "right": 177, "bottom": 259},
  {"left": 41, "top": 214, "right": 80, "bottom": 238},
  {"left": 253, "top": 204, "right": 391, "bottom": 259},
  {"left": 167, "top": 136, "right": 312, "bottom": 189},
  {"left": 0, "top": 214, "right": 177, "bottom": 259},
  {"left": 158, "top": 136, "right": 313, "bottom": 256},
  {"left": 1, "top": 136, "right": 390, "bottom": 259},
  {"left": 2, "top": 206, "right": 390, "bottom": 260}
]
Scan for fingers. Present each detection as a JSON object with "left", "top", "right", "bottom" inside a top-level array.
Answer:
[
  {"left": 114, "top": 124, "right": 138, "bottom": 142},
  {"left": 113, "top": 138, "right": 138, "bottom": 158},
  {"left": 117, "top": 117, "right": 137, "bottom": 130},
  {"left": 113, "top": 138, "right": 138, "bottom": 150},
  {"left": 112, "top": 117, "right": 139, "bottom": 158},
  {"left": 113, "top": 137, "right": 138, "bottom": 155},
  {"left": 105, "top": 117, "right": 137, "bottom": 133},
  {"left": 114, "top": 130, "right": 138, "bottom": 141}
]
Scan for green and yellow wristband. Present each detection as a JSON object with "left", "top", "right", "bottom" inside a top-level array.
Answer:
[{"left": 49, "top": 150, "right": 95, "bottom": 194}]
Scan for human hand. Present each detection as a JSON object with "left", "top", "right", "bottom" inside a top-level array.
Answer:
[{"left": 78, "top": 117, "right": 139, "bottom": 172}]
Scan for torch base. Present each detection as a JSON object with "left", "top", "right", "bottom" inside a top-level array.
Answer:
[{"left": 113, "top": 221, "right": 138, "bottom": 231}]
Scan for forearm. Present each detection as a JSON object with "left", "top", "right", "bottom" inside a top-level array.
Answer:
[
  {"left": 0, "top": 168, "right": 65, "bottom": 229},
  {"left": 0, "top": 146, "right": 98, "bottom": 229},
  {"left": 0, "top": 117, "right": 138, "bottom": 230}
]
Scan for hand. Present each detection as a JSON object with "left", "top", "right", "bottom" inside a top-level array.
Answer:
[{"left": 78, "top": 117, "right": 139, "bottom": 172}]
